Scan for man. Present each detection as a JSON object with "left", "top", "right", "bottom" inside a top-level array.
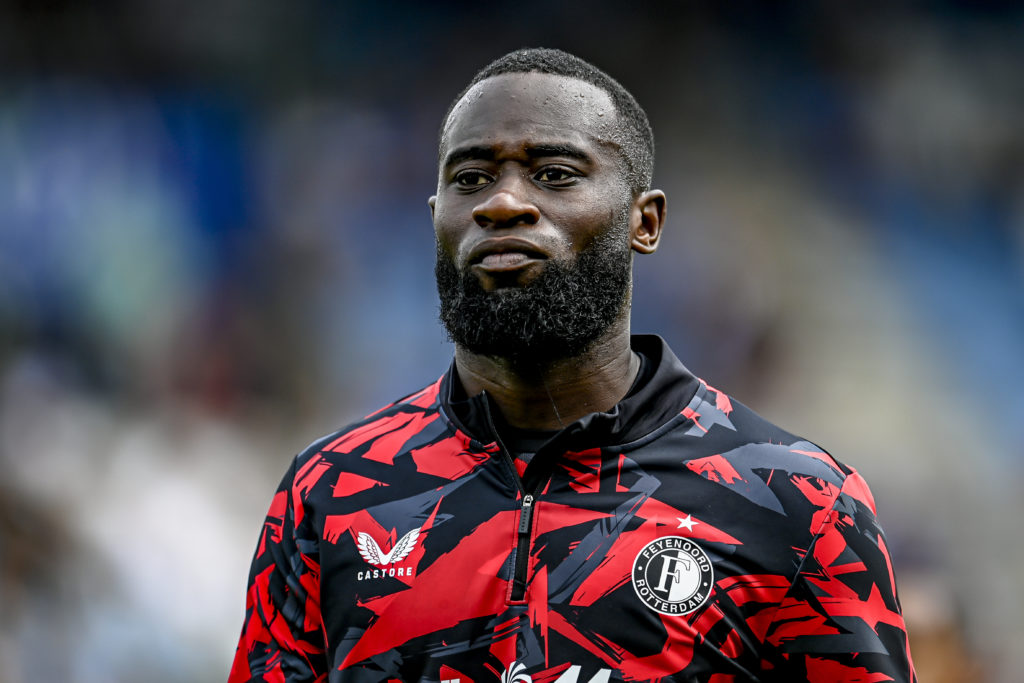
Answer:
[{"left": 230, "top": 48, "right": 916, "bottom": 682}]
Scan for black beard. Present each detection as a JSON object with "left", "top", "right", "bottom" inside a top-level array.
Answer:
[{"left": 435, "top": 221, "right": 633, "bottom": 365}]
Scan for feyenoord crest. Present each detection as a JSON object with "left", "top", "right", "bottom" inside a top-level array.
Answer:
[{"left": 632, "top": 536, "right": 713, "bottom": 615}]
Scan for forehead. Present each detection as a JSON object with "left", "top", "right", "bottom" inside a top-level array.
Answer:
[{"left": 441, "top": 72, "right": 619, "bottom": 160}]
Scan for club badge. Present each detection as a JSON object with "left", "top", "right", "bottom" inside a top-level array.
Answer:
[{"left": 631, "top": 535, "right": 713, "bottom": 615}]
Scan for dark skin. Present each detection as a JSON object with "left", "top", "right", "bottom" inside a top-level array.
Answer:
[{"left": 429, "top": 72, "right": 667, "bottom": 430}]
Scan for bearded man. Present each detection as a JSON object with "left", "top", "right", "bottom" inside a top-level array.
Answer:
[{"left": 230, "top": 48, "right": 917, "bottom": 683}]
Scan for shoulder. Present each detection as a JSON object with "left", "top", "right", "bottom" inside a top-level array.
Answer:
[
  {"left": 291, "top": 376, "right": 451, "bottom": 476},
  {"left": 671, "top": 379, "right": 882, "bottom": 543},
  {"left": 679, "top": 378, "right": 854, "bottom": 488}
]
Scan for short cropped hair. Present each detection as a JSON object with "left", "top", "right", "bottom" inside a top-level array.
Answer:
[{"left": 440, "top": 48, "right": 655, "bottom": 197}]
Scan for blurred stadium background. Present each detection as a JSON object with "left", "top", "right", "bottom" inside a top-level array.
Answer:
[{"left": 1, "top": 2, "right": 1021, "bottom": 681}]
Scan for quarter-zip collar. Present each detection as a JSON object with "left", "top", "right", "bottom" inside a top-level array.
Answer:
[{"left": 440, "top": 334, "right": 700, "bottom": 454}]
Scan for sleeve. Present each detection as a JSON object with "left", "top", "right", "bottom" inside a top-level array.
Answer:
[
  {"left": 761, "top": 470, "right": 917, "bottom": 682},
  {"left": 229, "top": 458, "right": 328, "bottom": 683}
]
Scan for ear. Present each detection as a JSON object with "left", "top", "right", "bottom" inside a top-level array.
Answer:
[
  {"left": 630, "top": 190, "right": 666, "bottom": 254},
  {"left": 428, "top": 195, "right": 437, "bottom": 220}
]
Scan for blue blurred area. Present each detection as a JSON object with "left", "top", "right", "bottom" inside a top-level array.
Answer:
[{"left": 0, "top": 3, "right": 1021, "bottom": 682}]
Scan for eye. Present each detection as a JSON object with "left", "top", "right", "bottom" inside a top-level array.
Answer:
[
  {"left": 453, "top": 170, "right": 492, "bottom": 188},
  {"left": 535, "top": 166, "right": 578, "bottom": 185}
]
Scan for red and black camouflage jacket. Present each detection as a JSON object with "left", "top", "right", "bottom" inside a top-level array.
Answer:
[{"left": 230, "top": 335, "right": 916, "bottom": 683}]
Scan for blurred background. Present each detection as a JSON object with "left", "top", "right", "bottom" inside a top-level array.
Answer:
[{"left": 1, "top": 1, "right": 1021, "bottom": 681}]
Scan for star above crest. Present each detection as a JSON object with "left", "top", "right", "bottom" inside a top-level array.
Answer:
[{"left": 677, "top": 514, "right": 698, "bottom": 531}]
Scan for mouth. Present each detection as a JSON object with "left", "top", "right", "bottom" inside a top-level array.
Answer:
[{"left": 467, "top": 238, "right": 549, "bottom": 273}]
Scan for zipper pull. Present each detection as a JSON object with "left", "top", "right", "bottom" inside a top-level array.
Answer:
[{"left": 518, "top": 494, "right": 535, "bottom": 534}]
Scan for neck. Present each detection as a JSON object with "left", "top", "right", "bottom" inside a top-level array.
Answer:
[{"left": 455, "top": 318, "right": 639, "bottom": 430}]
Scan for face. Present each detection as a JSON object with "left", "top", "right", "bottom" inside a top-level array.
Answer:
[
  {"left": 433, "top": 72, "right": 630, "bottom": 290},
  {"left": 431, "top": 73, "right": 659, "bottom": 362}
]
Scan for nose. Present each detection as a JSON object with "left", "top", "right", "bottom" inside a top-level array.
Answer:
[{"left": 472, "top": 179, "right": 540, "bottom": 229}]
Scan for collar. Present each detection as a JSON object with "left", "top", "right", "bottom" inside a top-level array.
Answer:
[{"left": 439, "top": 334, "right": 700, "bottom": 453}]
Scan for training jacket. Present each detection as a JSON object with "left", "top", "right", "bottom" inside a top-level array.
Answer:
[{"left": 229, "top": 335, "right": 916, "bottom": 683}]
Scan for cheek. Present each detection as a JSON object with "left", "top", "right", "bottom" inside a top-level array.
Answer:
[
  {"left": 431, "top": 201, "right": 455, "bottom": 240},
  {"left": 432, "top": 205, "right": 468, "bottom": 260},
  {"left": 558, "top": 203, "right": 624, "bottom": 250}
]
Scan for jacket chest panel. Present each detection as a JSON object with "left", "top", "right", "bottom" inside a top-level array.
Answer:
[{"left": 314, "top": 440, "right": 792, "bottom": 680}]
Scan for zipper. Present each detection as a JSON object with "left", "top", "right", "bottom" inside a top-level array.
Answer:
[
  {"left": 511, "top": 494, "right": 535, "bottom": 601},
  {"left": 481, "top": 392, "right": 543, "bottom": 603}
]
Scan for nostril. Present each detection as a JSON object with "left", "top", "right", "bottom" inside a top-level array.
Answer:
[{"left": 472, "top": 192, "right": 540, "bottom": 229}]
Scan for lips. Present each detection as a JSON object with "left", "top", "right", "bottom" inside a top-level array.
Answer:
[
  {"left": 479, "top": 252, "right": 534, "bottom": 268},
  {"left": 467, "top": 238, "right": 549, "bottom": 271}
]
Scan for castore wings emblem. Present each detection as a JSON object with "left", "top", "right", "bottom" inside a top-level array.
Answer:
[{"left": 356, "top": 527, "right": 421, "bottom": 566}]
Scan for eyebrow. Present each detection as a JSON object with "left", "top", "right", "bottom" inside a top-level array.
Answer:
[{"left": 443, "top": 143, "right": 592, "bottom": 169}]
